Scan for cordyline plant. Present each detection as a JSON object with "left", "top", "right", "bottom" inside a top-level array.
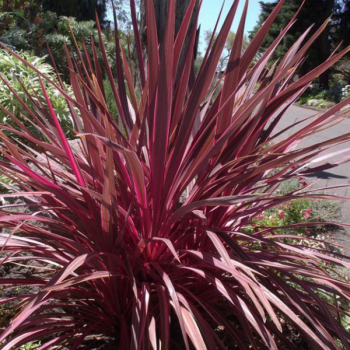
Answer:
[{"left": 2, "top": 0, "right": 350, "bottom": 349}]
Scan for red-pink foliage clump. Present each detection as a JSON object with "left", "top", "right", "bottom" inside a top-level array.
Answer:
[{"left": 1, "top": 0, "right": 350, "bottom": 349}]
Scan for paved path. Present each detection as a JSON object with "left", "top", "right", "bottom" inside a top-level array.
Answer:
[{"left": 272, "top": 105, "right": 350, "bottom": 249}]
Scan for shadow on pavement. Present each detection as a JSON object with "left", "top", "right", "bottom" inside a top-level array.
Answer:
[{"left": 304, "top": 171, "right": 348, "bottom": 180}]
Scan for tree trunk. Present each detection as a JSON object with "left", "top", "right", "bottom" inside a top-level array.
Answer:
[
  {"left": 319, "top": 0, "right": 335, "bottom": 89},
  {"left": 140, "top": 0, "right": 200, "bottom": 51}
]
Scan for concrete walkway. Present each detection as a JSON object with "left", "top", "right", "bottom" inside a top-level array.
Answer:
[{"left": 272, "top": 105, "right": 350, "bottom": 249}]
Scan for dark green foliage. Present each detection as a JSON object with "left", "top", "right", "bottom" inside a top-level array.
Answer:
[
  {"left": 334, "top": 0, "right": 350, "bottom": 47},
  {"left": 0, "top": 0, "right": 42, "bottom": 51},
  {"left": 299, "top": 77, "right": 347, "bottom": 106},
  {"left": 42, "top": 0, "right": 108, "bottom": 27},
  {"left": 342, "top": 1, "right": 350, "bottom": 46},
  {"left": 0, "top": 0, "right": 131, "bottom": 78},
  {"left": 42, "top": 0, "right": 132, "bottom": 28},
  {"left": 1, "top": 10, "right": 116, "bottom": 79},
  {"left": 250, "top": 0, "right": 335, "bottom": 87},
  {"left": 103, "top": 78, "right": 119, "bottom": 117},
  {"left": 336, "top": 58, "right": 350, "bottom": 83},
  {"left": 43, "top": 15, "right": 115, "bottom": 78}
]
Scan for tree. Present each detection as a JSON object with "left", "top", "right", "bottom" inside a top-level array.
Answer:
[
  {"left": 250, "top": 0, "right": 336, "bottom": 88},
  {"left": 42, "top": 0, "right": 108, "bottom": 27},
  {"left": 204, "top": 30, "right": 249, "bottom": 71},
  {"left": 341, "top": 1, "right": 350, "bottom": 46},
  {"left": 333, "top": 1, "right": 350, "bottom": 83},
  {"left": 140, "top": 0, "right": 200, "bottom": 48},
  {"left": 0, "top": 1, "right": 42, "bottom": 35},
  {"left": 0, "top": 0, "right": 120, "bottom": 76},
  {"left": 139, "top": 0, "right": 201, "bottom": 88},
  {"left": 0, "top": 0, "right": 45, "bottom": 54},
  {"left": 334, "top": 0, "right": 350, "bottom": 47}
]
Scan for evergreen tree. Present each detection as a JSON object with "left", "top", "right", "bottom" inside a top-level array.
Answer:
[
  {"left": 42, "top": 0, "right": 108, "bottom": 26},
  {"left": 334, "top": 0, "right": 350, "bottom": 47},
  {"left": 250, "top": 0, "right": 335, "bottom": 87}
]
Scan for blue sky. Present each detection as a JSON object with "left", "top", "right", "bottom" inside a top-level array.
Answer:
[
  {"left": 198, "top": 0, "right": 264, "bottom": 51},
  {"left": 108, "top": 0, "right": 265, "bottom": 49},
  {"left": 199, "top": 0, "right": 263, "bottom": 35}
]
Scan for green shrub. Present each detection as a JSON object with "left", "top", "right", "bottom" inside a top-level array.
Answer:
[
  {"left": 314, "top": 89, "right": 329, "bottom": 100},
  {"left": 298, "top": 96, "right": 309, "bottom": 104},
  {"left": 307, "top": 98, "right": 325, "bottom": 106},
  {"left": 0, "top": 173, "right": 13, "bottom": 194},
  {"left": 318, "top": 100, "right": 336, "bottom": 108},
  {"left": 306, "top": 98, "right": 335, "bottom": 108},
  {"left": 300, "top": 79, "right": 346, "bottom": 105},
  {"left": 19, "top": 342, "right": 41, "bottom": 350},
  {"left": 247, "top": 177, "right": 341, "bottom": 237},
  {"left": 44, "top": 15, "right": 116, "bottom": 77},
  {"left": 0, "top": 50, "right": 74, "bottom": 138},
  {"left": 1, "top": 10, "right": 116, "bottom": 79}
]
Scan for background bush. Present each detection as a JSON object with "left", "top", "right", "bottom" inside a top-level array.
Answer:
[{"left": 0, "top": 50, "right": 74, "bottom": 139}]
